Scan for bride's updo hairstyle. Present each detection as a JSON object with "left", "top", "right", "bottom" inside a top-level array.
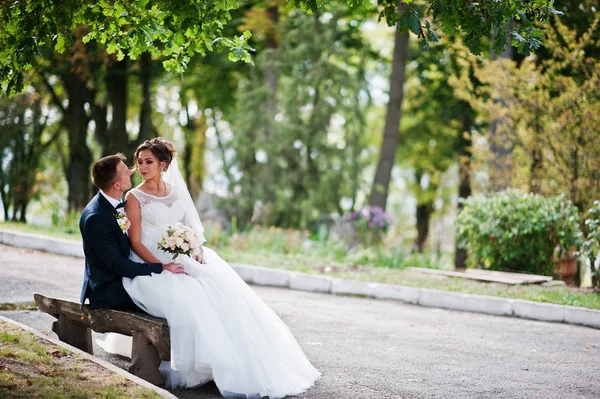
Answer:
[{"left": 134, "top": 138, "right": 177, "bottom": 171}]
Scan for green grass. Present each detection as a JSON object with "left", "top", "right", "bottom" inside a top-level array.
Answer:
[
  {"left": 0, "top": 221, "right": 79, "bottom": 241},
  {"left": 0, "top": 302, "right": 38, "bottom": 312},
  {"left": 0, "top": 321, "right": 162, "bottom": 398},
  {"left": 219, "top": 248, "right": 600, "bottom": 310},
  {"left": 3, "top": 222, "right": 600, "bottom": 310}
]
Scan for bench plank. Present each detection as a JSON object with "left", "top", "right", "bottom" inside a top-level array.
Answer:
[{"left": 34, "top": 293, "right": 90, "bottom": 326}]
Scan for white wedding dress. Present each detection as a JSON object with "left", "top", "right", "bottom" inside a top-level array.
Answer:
[{"left": 99, "top": 168, "right": 320, "bottom": 398}]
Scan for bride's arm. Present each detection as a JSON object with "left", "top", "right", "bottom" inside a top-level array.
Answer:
[{"left": 125, "top": 193, "right": 163, "bottom": 264}]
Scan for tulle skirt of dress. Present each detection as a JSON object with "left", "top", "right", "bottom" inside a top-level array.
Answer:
[{"left": 100, "top": 246, "right": 319, "bottom": 398}]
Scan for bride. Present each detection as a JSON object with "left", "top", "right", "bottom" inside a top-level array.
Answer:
[{"left": 102, "top": 138, "right": 320, "bottom": 398}]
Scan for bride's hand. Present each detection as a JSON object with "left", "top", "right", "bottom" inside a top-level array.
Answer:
[{"left": 194, "top": 254, "right": 207, "bottom": 264}]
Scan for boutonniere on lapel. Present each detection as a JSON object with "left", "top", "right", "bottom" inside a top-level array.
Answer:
[{"left": 114, "top": 208, "right": 130, "bottom": 234}]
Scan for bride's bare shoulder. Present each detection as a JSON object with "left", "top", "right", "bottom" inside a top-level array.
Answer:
[{"left": 125, "top": 190, "right": 139, "bottom": 202}]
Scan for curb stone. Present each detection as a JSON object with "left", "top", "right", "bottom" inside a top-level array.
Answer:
[
  {"left": 289, "top": 273, "right": 333, "bottom": 293},
  {"left": 466, "top": 294, "right": 514, "bottom": 316},
  {"left": 0, "top": 315, "right": 177, "bottom": 399},
  {"left": 2, "top": 228, "right": 600, "bottom": 330},
  {"left": 373, "top": 283, "right": 420, "bottom": 304},
  {"left": 331, "top": 278, "right": 378, "bottom": 296},
  {"left": 418, "top": 288, "right": 470, "bottom": 311},
  {"left": 1, "top": 229, "right": 84, "bottom": 258},
  {"left": 564, "top": 306, "right": 600, "bottom": 329},
  {"left": 513, "top": 300, "right": 565, "bottom": 323},
  {"left": 251, "top": 265, "right": 290, "bottom": 287}
]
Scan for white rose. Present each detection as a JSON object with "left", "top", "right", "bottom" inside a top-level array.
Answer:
[
  {"left": 181, "top": 243, "right": 189, "bottom": 252},
  {"left": 175, "top": 237, "right": 184, "bottom": 247}
]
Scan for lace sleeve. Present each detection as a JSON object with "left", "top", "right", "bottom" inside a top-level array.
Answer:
[{"left": 129, "top": 188, "right": 151, "bottom": 207}]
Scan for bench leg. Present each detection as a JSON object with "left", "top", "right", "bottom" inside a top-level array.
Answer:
[
  {"left": 128, "top": 330, "right": 166, "bottom": 386},
  {"left": 52, "top": 315, "right": 93, "bottom": 355}
]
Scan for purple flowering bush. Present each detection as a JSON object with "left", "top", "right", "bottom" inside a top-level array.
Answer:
[{"left": 344, "top": 206, "right": 393, "bottom": 246}]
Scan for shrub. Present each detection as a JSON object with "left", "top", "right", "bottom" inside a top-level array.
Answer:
[{"left": 456, "top": 189, "right": 581, "bottom": 275}]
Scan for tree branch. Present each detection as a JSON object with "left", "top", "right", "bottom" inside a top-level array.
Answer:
[{"left": 38, "top": 72, "right": 66, "bottom": 114}]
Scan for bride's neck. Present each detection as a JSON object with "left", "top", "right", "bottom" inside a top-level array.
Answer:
[{"left": 143, "top": 178, "right": 162, "bottom": 189}]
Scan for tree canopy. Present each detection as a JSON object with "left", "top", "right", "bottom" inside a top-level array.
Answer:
[{"left": 1, "top": 0, "right": 560, "bottom": 95}]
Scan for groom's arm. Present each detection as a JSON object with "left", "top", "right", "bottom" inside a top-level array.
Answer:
[{"left": 82, "top": 214, "right": 162, "bottom": 278}]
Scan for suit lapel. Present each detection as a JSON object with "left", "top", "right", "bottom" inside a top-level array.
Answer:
[{"left": 97, "top": 191, "right": 128, "bottom": 244}]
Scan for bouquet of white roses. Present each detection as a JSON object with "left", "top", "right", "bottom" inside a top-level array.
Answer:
[{"left": 157, "top": 222, "right": 202, "bottom": 262}]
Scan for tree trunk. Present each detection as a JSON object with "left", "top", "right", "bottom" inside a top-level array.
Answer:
[
  {"left": 105, "top": 58, "right": 128, "bottom": 157},
  {"left": 488, "top": 33, "right": 514, "bottom": 192},
  {"left": 62, "top": 73, "right": 92, "bottom": 211},
  {"left": 264, "top": 5, "right": 279, "bottom": 141},
  {"left": 570, "top": 138, "right": 581, "bottom": 287},
  {"left": 368, "top": 27, "right": 409, "bottom": 210},
  {"left": 414, "top": 202, "right": 434, "bottom": 253},
  {"left": 91, "top": 98, "right": 108, "bottom": 155},
  {"left": 180, "top": 97, "right": 206, "bottom": 197},
  {"left": 1, "top": 193, "right": 8, "bottom": 221},
  {"left": 529, "top": 146, "right": 543, "bottom": 194},
  {"left": 137, "top": 52, "right": 155, "bottom": 151},
  {"left": 455, "top": 113, "right": 473, "bottom": 269}
]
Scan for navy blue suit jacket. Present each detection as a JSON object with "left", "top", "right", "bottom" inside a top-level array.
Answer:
[{"left": 79, "top": 191, "right": 162, "bottom": 310}]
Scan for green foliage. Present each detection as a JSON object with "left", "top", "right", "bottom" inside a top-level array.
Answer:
[
  {"left": 456, "top": 189, "right": 582, "bottom": 275},
  {"left": 400, "top": 35, "right": 474, "bottom": 207},
  {"left": 456, "top": 14, "right": 600, "bottom": 214},
  {"left": 582, "top": 201, "right": 600, "bottom": 288},
  {"left": 0, "top": 0, "right": 253, "bottom": 95},
  {"left": 51, "top": 208, "right": 81, "bottom": 235},
  {"left": 225, "top": 7, "right": 372, "bottom": 229},
  {"left": 209, "top": 221, "right": 446, "bottom": 270},
  {"left": 0, "top": 83, "right": 61, "bottom": 222},
  {"left": 1, "top": 0, "right": 557, "bottom": 95},
  {"left": 343, "top": 246, "right": 446, "bottom": 269}
]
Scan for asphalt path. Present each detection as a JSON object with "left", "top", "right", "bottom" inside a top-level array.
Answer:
[{"left": 1, "top": 243, "right": 599, "bottom": 398}]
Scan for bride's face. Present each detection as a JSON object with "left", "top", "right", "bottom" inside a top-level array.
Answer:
[{"left": 136, "top": 149, "right": 166, "bottom": 181}]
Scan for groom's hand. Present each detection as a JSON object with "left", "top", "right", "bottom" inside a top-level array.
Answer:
[{"left": 162, "top": 262, "right": 188, "bottom": 275}]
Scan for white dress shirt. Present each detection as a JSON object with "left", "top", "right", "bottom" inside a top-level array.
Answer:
[{"left": 100, "top": 190, "right": 122, "bottom": 209}]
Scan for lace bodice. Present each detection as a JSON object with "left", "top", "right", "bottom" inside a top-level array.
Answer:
[{"left": 129, "top": 186, "right": 186, "bottom": 237}]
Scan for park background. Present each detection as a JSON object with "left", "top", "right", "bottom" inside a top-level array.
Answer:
[{"left": 1, "top": 0, "right": 600, "bottom": 305}]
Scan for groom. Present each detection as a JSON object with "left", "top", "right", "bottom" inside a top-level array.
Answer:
[{"left": 80, "top": 153, "right": 185, "bottom": 310}]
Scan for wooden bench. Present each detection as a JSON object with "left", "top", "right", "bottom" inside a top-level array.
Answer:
[{"left": 33, "top": 293, "right": 170, "bottom": 385}]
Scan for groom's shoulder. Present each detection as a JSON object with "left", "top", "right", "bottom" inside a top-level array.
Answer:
[
  {"left": 81, "top": 195, "right": 105, "bottom": 222},
  {"left": 82, "top": 194, "right": 100, "bottom": 213}
]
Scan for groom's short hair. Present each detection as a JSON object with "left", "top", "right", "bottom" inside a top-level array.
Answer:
[{"left": 92, "top": 153, "right": 127, "bottom": 191}]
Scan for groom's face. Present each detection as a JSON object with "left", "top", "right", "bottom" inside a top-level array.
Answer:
[{"left": 114, "top": 161, "right": 133, "bottom": 193}]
